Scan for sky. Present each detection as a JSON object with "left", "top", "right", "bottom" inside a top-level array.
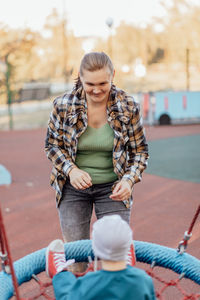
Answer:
[
  {"left": 0, "top": 0, "right": 199, "bottom": 37},
  {"left": 0, "top": 0, "right": 169, "bottom": 37}
]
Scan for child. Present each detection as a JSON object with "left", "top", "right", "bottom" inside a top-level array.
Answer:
[{"left": 46, "top": 215, "right": 155, "bottom": 300}]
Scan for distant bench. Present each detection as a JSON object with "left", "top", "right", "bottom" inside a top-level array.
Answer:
[{"left": 19, "top": 86, "right": 50, "bottom": 102}]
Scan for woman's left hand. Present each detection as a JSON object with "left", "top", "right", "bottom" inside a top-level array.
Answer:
[{"left": 109, "top": 180, "right": 132, "bottom": 201}]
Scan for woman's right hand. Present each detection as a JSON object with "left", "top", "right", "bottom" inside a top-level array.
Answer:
[{"left": 69, "top": 167, "right": 92, "bottom": 190}]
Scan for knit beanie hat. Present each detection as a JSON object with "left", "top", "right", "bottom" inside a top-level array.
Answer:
[{"left": 92, "top": 215, "right": 133, "bottom": 261}]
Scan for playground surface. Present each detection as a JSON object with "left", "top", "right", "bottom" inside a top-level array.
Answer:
[{"left": 0, "top": 124, "right": 200, "bottom": 298}]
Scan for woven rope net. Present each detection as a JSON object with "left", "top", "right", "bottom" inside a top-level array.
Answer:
[
  {"left": 0, "top": 240, "right": 200, "bottom": 300},
  {"left": 1, "top": 206, "right": 200, "bottom": 299}
]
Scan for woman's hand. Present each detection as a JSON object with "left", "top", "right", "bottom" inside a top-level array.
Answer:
[
  {"left": 69, "top": 167, "right": 92, "bottom": 190},
  {"left": 110, "top": 180, "right": 132, "bottom": 201}
]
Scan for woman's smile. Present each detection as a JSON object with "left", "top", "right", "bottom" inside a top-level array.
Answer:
[{"left": 80, "top": 67, "right": 113, "bottom": 105}]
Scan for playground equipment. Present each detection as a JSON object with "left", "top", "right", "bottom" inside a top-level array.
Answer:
[
  {"left": 142, "top": 91, "right": 200, "bottom": 125},
  {"left": 0, "top": 204, "right": 200, "bottom": 300}
]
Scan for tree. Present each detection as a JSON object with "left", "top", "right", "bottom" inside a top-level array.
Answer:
[
  {"left": 0, "top": 27, "right": 35, "bottom": 128},
  {"left": 42, "top": 8, "right": 83, "bottom": 82}
]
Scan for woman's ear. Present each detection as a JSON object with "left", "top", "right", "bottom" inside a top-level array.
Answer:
[
  {"left": 112, "top": 69, "right": 115, "bottom": 80},
  {"left": 111, "top": 69, "right": 115, "bottom": 82},
  {"left": 78, "top": 72, "right": 83, "bottom": 83}
]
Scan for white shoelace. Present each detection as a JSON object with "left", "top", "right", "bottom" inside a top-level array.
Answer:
[
  {"left": 127, "top": 250, "right": 133, "bottom": 265},
  {"left": 54, "top": 253, "right": 75, "bottom": 273},
  {"left": 127, "top": 243, "right": 135, "bottom": 265}
]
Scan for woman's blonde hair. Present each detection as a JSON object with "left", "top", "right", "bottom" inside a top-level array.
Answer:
[
  {"left": 75, "top": 52, "right": 114, "bottom": 88},
  {"left": 79, "top": 52, "right": 114, "bottom": 76}
]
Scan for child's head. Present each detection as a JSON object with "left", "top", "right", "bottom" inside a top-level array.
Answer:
[{"left": 92, "top": 215, "right": 133, "bottom": 261}]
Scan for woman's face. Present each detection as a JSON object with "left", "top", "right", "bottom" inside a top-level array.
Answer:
[{"left": 80, "top": 67, "right": 114, "bottom": 105}]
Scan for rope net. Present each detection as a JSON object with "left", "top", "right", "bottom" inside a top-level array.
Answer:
[{"left": 1, "top": 205, "right": 200, "bottom": 300}]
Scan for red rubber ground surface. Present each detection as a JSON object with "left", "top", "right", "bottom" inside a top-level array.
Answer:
[{"left": 0, "top": 124, "right": 200, "bottom": 298}]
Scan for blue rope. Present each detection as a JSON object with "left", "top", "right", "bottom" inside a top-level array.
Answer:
[{"left": 0, "top": 240, "right": 199, "bottom": 299}]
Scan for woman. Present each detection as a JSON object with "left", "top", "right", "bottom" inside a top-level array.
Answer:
[{"left": 45, "top": 52, "right": 148, "bottom": 271}]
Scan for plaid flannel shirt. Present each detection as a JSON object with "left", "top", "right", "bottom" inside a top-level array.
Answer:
[{"left": 45, "top": 85, "right": 149, "bottom": 206}]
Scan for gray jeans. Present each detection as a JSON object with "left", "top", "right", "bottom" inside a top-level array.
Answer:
[{"left": 58, "top": 180, "right": 131, "bottom": 242}]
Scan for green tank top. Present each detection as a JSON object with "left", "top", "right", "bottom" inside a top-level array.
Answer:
[{"left": 75, "top": 123, "right": 118, "bottom": 184}]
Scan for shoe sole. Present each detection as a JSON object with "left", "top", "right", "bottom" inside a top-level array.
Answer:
[{"left": 45, "top": 244, "right": 51, "bottom": 277}]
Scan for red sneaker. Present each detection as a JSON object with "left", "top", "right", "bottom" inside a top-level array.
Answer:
[
  {"left": 127, "top": 242, "right": 136, "bottom": 266},
  {"left": 46, "top": 239, "right": 75, "bottom": 278}
]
